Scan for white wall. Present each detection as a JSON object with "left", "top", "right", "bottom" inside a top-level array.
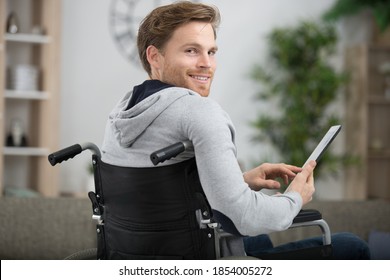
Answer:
[{"left": 60, "top": 0, "right": 368, "bottom": 199}]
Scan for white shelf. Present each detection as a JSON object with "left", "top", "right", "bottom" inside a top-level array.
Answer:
[
  {"left": 3, "top": 147, "right": 49, "bottom": 156},
  {"left": 4, "top": 90, "right": 49, "bottom": 100},
  {"left": 4, "top": 33, "right": 51, "bottom": 44}
]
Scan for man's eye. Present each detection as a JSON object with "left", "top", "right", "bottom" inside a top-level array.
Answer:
[
  {"left": 186, "top": 49, "right": 197, "bottom": 54},
  {"left": 209, "top": 50, "right": 217, "bottom": 56}
]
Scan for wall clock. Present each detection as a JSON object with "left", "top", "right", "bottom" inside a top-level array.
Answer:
[{"left": 109, "top": 0, "right": 199, "bottom": 66}]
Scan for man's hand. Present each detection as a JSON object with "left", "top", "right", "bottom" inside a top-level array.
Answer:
[
  {"left": 284, "top": 160, "right": 316, "bottom": 205},
  {"left": 243, "top": 163, "right": 302, "bottom": 191}
]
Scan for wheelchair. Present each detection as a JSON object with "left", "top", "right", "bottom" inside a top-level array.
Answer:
[{"left": 48, "top": 141, "right": 332, "bottom": 260}]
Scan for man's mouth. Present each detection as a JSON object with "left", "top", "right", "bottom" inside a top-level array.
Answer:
[{"left": 190, "top": 75, "right": 209, "bottom": 81}]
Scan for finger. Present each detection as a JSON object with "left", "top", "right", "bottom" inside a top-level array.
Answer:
[
  {"left": 283, "top": 174, "right": 289, "bottom": 185},
  {"left": 307, "top": 170, "right": 314, "bottom": 185},
  {"left": 263, "top": 180, "right": 281, "bottom": 189},
  {"left": 300, "top": 160, "right": 316, "bottom": 177},
  {"left": 307, "top": 171, "right": 315, "bottom": 200},
  {"left": 292, "top": 161, "right": 315, "bottom": 185},
  {"left": 275, "top": 166, "right": 300, "bottom": 179},
  {"left": 284, "top": 164, "right": 303, "bottom": 173}
]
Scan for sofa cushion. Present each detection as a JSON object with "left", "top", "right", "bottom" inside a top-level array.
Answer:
[{"left": 0, "top": 197, "right": 96, "bottom": 260}]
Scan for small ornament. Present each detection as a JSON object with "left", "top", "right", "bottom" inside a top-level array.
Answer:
[
  {"left": 6, "top": 119, "right": 27, "bottom": 147},
  {"left": 6, "top": 12, "right": 19, "bottom": 34}
]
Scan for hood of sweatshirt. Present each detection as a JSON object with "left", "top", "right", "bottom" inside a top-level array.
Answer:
[{"left": 108, "top": 80, "right": 195, "bottom": 147}]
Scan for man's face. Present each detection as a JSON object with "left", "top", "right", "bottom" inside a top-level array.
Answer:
[{"left": 153, "top": 21, "right": 218, "bottom": 97}]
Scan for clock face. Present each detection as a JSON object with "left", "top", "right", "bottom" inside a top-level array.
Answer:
[{"left": 109, "top": 0, "right": 199, "bottom": 66}]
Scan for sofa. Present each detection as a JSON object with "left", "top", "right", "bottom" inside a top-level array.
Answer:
[{"left": 0, "top": 197, "right": 389, "bottom": 259}]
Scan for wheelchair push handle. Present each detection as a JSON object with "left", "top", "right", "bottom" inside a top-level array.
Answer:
[
  {"left": 150, "top": 141, "right": 192, "bottom": 165},
  {"left": 48, "top": 144, "right": 83, "bottom": 166},
  {"left": 48, "top": 142, "right": 101, "bottom": 166}
]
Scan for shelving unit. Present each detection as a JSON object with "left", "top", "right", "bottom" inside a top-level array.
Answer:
[
  {"left": 0, "top": 0, "right": 61, "bottom": 197},
  {"left": 344, "top": 44, "right": 390, "bottom": 200}
]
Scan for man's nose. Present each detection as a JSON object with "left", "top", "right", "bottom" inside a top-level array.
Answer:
[{"left": 198, "top": 53, "right": 212, "bottom": 68}]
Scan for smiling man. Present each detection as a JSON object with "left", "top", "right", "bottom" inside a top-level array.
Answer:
[{"left": 101, "top": 1, "right": 370, "bottom": 260}]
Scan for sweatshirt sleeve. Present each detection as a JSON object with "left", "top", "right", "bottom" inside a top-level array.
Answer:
[{"left": 182, "top": 96, "right": 303, "bottom": 236}]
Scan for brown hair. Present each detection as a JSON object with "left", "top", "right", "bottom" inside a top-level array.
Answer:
[{"left": 137, "top": 1, "right": 221, "bottom": 76}]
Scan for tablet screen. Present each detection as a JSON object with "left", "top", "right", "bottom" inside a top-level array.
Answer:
[{"left": 302, "top": 125, "right": 342, "bottom": 167}]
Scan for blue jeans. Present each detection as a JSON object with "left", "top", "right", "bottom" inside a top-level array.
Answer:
[{"left": 243, "top": 232, "right": 371, "bottom": 259}]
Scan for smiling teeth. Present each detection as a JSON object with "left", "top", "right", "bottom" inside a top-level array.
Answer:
[{"left": 192, "top": 75, "right": 208, "bottom": 81}]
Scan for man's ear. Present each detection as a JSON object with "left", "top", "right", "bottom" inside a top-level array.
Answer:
[{"left": 146, "top": 45, "right": 162, "bottom": 70}]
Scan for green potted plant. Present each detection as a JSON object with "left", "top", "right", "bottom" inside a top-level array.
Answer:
[
  {"left": 323, "top": 0, "right": 390, "bottom": 32},
  {"left": 250, "top": 20, "right": 350, "bottom": 189}
]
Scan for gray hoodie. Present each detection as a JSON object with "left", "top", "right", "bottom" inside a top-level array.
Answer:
[{"left": 101, "top": 81, "right": 303, "bottom": 256}]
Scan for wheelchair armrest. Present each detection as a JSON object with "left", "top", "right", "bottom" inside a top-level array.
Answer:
[
  {"left": 290, "top": 209, "right": 331, "bottom": 246},
  {"left": 293, "top": 209, "right": 322, "bottom": 223},
  {"left": 213, "top": 209, "right": 332, "bottom": 258}
]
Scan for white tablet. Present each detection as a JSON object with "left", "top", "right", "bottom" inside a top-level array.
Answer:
[{"left": 302, "top": 125, "right": 342, "bottom": 167}]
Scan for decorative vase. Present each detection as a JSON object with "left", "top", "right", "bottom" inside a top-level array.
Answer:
[
  {"left": 6, "top": 12, "right": 19, "bottom": 34},
  {"left": 6, "top": 119, "right": 27, "bottom": 147}
]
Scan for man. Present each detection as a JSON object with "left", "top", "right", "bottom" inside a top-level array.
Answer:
[{"left": 102, "top": 1, "right": 369, "bottom": 259}]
